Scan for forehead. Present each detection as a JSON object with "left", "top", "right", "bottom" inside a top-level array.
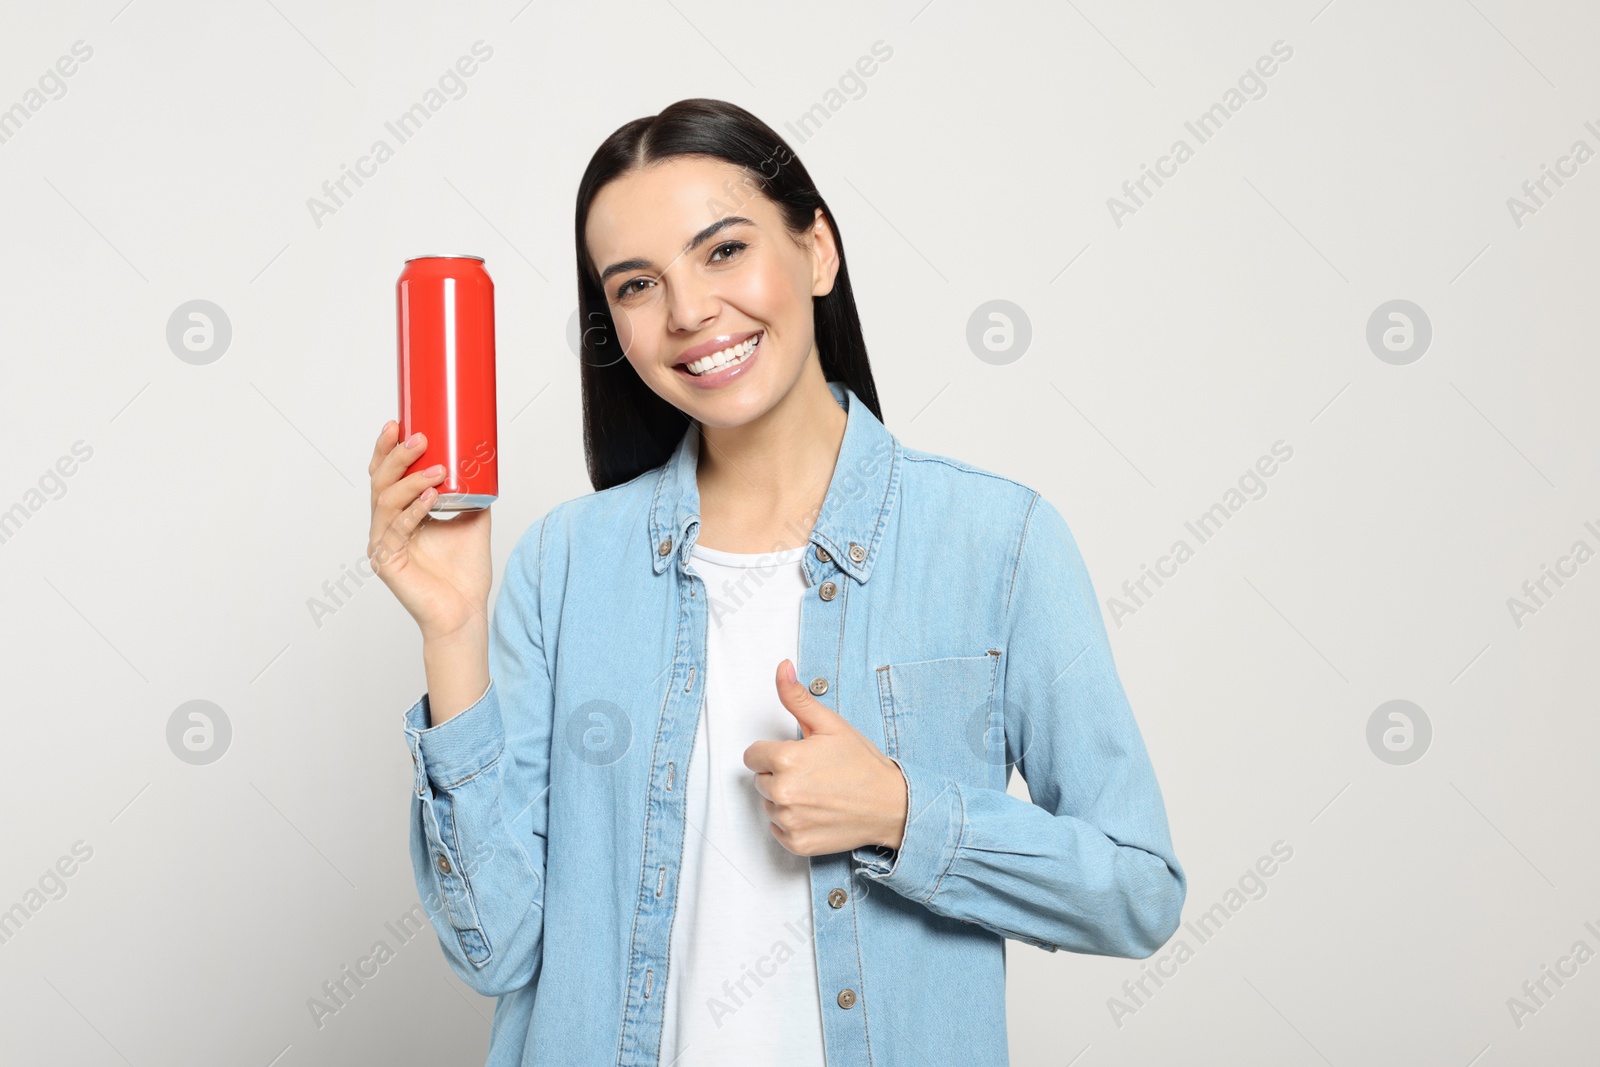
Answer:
[{"left": 585, "top": 155, "right": 769, "bottom": 259}]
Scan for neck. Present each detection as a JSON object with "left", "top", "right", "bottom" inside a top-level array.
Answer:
[{"left": 694, "top": 363, "right": 848, "bottom": 552}]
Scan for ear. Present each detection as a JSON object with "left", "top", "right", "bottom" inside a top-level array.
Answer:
[{"left": 808, "top": 207, "right": 840, "bottom": 299}]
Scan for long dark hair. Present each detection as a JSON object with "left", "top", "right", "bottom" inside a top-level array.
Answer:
[{"left": 572, "top": 98, "right": 882, "bottom": 492}]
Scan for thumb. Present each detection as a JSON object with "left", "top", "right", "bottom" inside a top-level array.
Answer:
[{"left": 775, "top": 659, "right": 839, "bottom": 738}]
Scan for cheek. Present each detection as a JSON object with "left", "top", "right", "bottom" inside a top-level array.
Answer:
[
  {"left": 729, "top": 258, "right": 804, "bottom": 326},
  {"left": 610, "top": 303, "right": 636, "bottom": 351}
]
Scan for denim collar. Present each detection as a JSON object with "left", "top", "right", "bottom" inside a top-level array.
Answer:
[{"left": 647, "top": 379, "right": 901, "bottom": 583}]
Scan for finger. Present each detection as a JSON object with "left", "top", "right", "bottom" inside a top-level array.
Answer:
[
  {"left": 371, "top": 463, "right": 448, "bottom": 550},
  {"left": 749, "top": 769, "right": 774, "bottom": 802},
  {"left": 371, "top": 430, "right": 432, "bottom": 516},
  {"left": 371, "top": 479, "right": 441, "bottom": 570},
  {"left": 373, "top": 429, "right": 430, "bottom": 503},
  {"left": 760, "top": 796, "right": 780, "bottom": 824},
  {"left": 377, "top": 463, "right": 447, "bottom": 517},
  {"left": 368, "top": 419, "right": 398, "bottom": 477},
  {"left": 371, "top": 463, "right": 448, "bottom": 543},
  {"left": 743, "top": 739, "right": 781, "bottom": 773}
]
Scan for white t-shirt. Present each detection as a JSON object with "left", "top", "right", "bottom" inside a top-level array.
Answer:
[{"left": 659, "top": 540, "right": 828, "bottom": 1066}]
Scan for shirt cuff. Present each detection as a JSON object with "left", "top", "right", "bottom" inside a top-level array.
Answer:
[
  {"left": 402, "top": 678, "right": 502, "bottom": 795},
  {"left": 850, "top": 755, "right": 965, "bottom": 904}
]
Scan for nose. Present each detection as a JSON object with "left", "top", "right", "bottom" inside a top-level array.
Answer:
[{"left": 663, "top": 265, "right": 720, "bottom": 336}]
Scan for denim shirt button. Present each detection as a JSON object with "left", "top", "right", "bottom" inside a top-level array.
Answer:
[
  {"left": 848, "top": 542, "right": 865, "bottom": 563},
  {"left": 837, "top": 988, "right": 857, "bottom": 1009},
  {"left": 827, "top": 887, "right": 847, "bottom": 908},
  {"left": 658, "top": 538, "right": 672, "bottom": 556},
  {"left": 809, "top": 677, "right": 829, "bottom": 696},
  {"left": 819, "top": 581, "right": 837, "bottom": 601},
  {"left": 814, "top": 544, "right": 831, "bottom": 562},
  {"left": 436, "top": 854, "right": 452, "bottom": 875}
]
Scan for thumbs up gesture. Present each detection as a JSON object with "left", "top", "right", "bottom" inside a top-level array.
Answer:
[{"left": 742, "top": 659, "right": 910, "bottom": 858}]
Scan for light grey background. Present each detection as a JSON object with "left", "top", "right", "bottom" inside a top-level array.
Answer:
[{"left": 2, "top": 1, "right": 1596, "bottom": 1064}]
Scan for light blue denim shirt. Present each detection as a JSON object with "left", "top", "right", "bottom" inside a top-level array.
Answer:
[{"left": 402, "top": 380, "right": 1186, "bottom": 1066}]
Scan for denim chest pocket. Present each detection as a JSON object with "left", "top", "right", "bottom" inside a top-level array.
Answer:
[{"left": 875, "top": 653, "right": 1003, "bottom": 785}]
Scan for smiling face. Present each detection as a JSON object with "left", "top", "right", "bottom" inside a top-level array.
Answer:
[{"left": 584, "top": 154, "right": 839, "bottom": 428}]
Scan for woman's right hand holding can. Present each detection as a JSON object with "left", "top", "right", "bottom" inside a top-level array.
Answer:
[{"left": 368, "top": 419, "right": 492, "bottom": 725}]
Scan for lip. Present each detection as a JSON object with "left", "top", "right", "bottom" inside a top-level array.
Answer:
[
  {"left": 673, "top": 331, "right": 762, "bottom": 389},
  {"left": 673, "top": 329, "right": 763, "bottom": 366}
]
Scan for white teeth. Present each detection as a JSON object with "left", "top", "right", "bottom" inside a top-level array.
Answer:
[{"left": 685, "top": 333, "right": 759, "bottom": 376}]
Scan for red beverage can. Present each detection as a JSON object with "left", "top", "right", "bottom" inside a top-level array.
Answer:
[{"left": 396, "top": 255, "right": 498, "bottom": 516}]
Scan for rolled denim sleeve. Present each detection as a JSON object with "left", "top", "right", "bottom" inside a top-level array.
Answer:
[
  {"left": 403, "top": 515, "right": 553, "bottom": 997},
  {"left": 852, "top": 493, "right": 1186, "bottom": 959}
]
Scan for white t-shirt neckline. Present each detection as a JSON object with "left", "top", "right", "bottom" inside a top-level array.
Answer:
[{"left": 689, "top": 541, "right": 809, "bottom": 568}]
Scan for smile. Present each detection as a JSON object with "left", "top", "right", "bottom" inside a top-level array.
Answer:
[{"left": 682, "top": 331, "right": 761, "bottom": 376}]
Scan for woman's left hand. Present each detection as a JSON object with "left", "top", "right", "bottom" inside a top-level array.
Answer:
[{"left": 744, "top": 659, "right": 910, "bottom": 857}]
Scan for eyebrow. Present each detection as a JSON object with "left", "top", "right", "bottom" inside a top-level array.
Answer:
[{"left": 598, "top": 216, "right": 755, "bottom": 285}]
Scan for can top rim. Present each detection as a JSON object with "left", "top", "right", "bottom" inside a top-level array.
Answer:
[{"left": 405, "top": 254, "right": 485, "bottom": 263}]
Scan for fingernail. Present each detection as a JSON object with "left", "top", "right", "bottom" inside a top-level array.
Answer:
[
  {"left": 405, "top": 432, "right": 423, "bottom": 447},
  {"left": 430, "top": 464, "right": 445, "bottom": 476}
]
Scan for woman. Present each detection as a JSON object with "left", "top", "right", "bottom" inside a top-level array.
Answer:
[{"left": 368, "top": 98, "right": 1185, "bottom": 1067}]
